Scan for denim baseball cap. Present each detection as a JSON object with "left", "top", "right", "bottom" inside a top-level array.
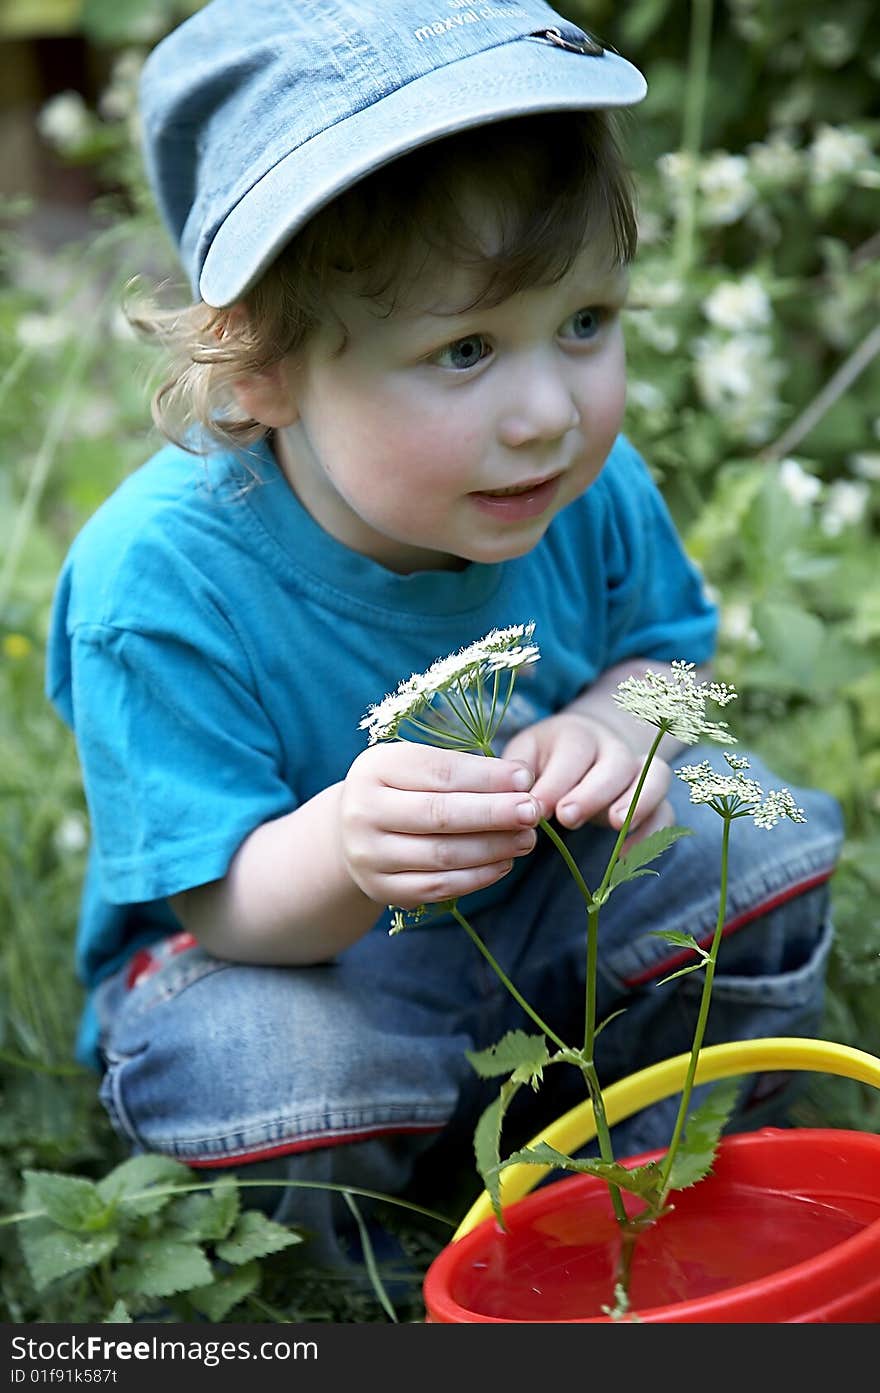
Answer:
[{"left": 140, "top": 0, "right": 647, "bottom": 308}]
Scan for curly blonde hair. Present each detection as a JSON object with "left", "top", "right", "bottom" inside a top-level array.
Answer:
[{"left": 129, "top": 110, "right": 637, "bottom": 452}]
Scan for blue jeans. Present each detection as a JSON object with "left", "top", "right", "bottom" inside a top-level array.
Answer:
[{"left": 93, "top": 747, "right": 844, "bottom": 1265}]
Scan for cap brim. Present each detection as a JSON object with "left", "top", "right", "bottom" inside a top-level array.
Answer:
[{"left": 198, "top": 39, "right": 646, "bottom": 306}]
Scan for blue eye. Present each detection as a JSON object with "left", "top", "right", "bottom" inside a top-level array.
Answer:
[
  {"left": 560, "top": 307, "right": 604, "bottom": 341},
  {"left": 434, "top": 336, "right": 490, "bottom": 370}
]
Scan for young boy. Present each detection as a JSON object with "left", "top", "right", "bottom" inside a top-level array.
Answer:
[{"left": 47, "top": 0, "right": 843, "bottom": 1270}]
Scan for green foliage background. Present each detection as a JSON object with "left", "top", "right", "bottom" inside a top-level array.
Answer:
[{"left": 1, "top": 0, "right": 878, "bottom": 1321}]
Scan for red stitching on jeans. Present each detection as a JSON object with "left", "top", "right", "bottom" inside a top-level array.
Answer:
[
  {"left": 124, "top": 932, "right": 199, "bottom": 990},
  {"left": 177, "top": 1122, "right": 444, "bottom": 1168},
  {"left": 622, "top": 867, "right": 835, "bottom": 988}
]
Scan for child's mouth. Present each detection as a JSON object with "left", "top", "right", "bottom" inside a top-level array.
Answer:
[{"left": 469, "top": 474, "right": 562, "bottom": 520}]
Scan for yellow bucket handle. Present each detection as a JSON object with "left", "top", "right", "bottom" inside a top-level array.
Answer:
[{"left": 454, "top": 1036, "right": 880, "bottom": 1240}]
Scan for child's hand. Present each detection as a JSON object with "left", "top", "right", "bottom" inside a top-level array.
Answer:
[
  {"left": 500, "top": 711, "right": 673, "bottom": 848},
  {"left": 340, "top": 742, "right": 540, "bottom": 909}
]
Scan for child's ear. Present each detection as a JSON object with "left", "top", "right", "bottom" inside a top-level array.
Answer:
[
  {"left": 216, "top": 304, "right": 300, "bottom": 427},
  {"left": 231, "top": 361, "right": 300, "bottom": 428}
]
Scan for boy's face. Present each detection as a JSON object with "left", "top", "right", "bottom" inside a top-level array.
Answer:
[{"left": 273, "top": 216, "right": 628, "bottom": 573}]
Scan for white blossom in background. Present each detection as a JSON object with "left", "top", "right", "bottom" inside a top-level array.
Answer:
[
  {"left": 849, "top": 453, "right": 880, "bottom": 482},
  {"left": 720, "top": 601, "right": 761, "bottom": 651},
  {"left": 15, "top": 313, "right": 71, "bottom": 352},
  {"left": 53, "top": 813, "right": 89, "bottom": 856},
  {"left": 630, "top": 276, "right": 684, "bottom": 309},
  {"left": 778, "top": 458, "right": 823, "bottom": 509},
  {"left": 614, "top": 660, "right": 737, "bottom": 745},
  {"left": 820, "top": 480, "right": 870, "bottom": 537},
  {"left": 698, "top": 153, "right": 757, "bottom": 226},
  {"left": 629, "top": 310, "right": 679, "bottom": 354},
  {"left": 809, "top": 125, "right": 873, "bottom": 182},
  {"left": 703, "top": 277, "right": 772, "bottom": 332},
  {"left": 37, "top": 91, "right": 91, "bottom": 154},
  {"left": 692, "top": 332, "right": 785, "bottom": 442},
  {"left": 99, "top": 50, "right": 145, "bottom": 121},
  {"left": 677, "top": 752, "right": 806, "bottom": 828},
  {"left": 627, "top": 380, "right": 667, "bottom": 414},
  {"left": 747, "top": 133, "right": 804, "bottom": 187}
]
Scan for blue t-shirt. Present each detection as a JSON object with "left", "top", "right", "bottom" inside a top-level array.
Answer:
[{"left": 46, "top": 433, "right": 717, "bottom": 1068}]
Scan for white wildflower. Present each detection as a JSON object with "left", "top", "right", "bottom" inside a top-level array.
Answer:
[
  {"left": 698, "top": 153, "right": 756, "bottom": 226},
  {"left": 720, "top": 601, "right": 760, "bottom": 651},
  {"left": 677, "top": 752, "right": 806, "bottom": 827},
  {"left": 630, "top": 311, "right": 679, "bottom": 354},
  {"left": 809, "top": 125, "right": 872, "bottom": 182},
  {"left": 778, "top": 458, "right": 822, "bottom": 509},
  {"left": 820, "top": 479, "right": 870, "bottom": 537},
  {"left": 693, "top": 332, "right": 784, "bottom": 442},
  {"left": 849, "top": 452, "right": 880, "bottom": 482},
  {"left": 53, "top": 812, "right": 88, "bottom": 856},
  {"left": 15, "top": 312, "right": 71, "bottom": 353},
  {"left": 360, "top": 623, "right": 539, "bottom": 745},
  {"left": 703, "top": 277, "right": 772, "bottom": 332},
  {"left": 37, "top": 91, "right": 91, "bottom": 153},
  {"left": 627, "top": 380, "right": 667, "bottom": 414},
  {"left": 98, "top": 50, "right": 145, "bottom": 122},
  {"left": 614, "top": 660, "right": 737, "bottom": 745},
  {"left": 747, "top": 134, "right": 804, "bottom": 187}
]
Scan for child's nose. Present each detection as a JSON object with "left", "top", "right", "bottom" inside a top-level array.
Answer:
[{"left": 496, "top": 359, "right": 580, "bottom": 448}]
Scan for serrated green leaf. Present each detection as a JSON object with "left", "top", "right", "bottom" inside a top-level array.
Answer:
[
  {"left": 473, "top": 1082, "right": 520, "bottom": 1227},
  {"left": 19, "top": 1217, "right": 118, "bottom": 1291},
  {"left": 666, "top": 1078, "right": 743, "bottom": 1191},
  {"left": 655, "top": 960, "right": 708, "bottom": 985},
  {"left": 499, "top": 1142, "right": 664, "bottom": 1205},
  {"left": 215, "top": 1210, "right": 302, "bottom": 1265},
  {"left": 97, "top": 1154, "right": 192, "bottom": 1218},
  {"left": 169, "top": 1179, "right": 239, "bottom": 1243},
  {"left": 185, "top": 1260, "right": 260, "bottom": 1323},
  {"left": 114, "top": 1238, "right": 213, "bottom": 1298},
  {"left": 649, "top": 928, "right": 709, "bottom": 955},
  {"left": 607, "top": 826, "right": 692, "bottom": 894},
  {"left": 103, "top": 1300, "right": 131, "bottom": 1323},
  {"left": 465, "top": 1029, "right": 549, "bottom": 1086},
  {"left": 23, "top": 1169, "right": 112, "bottom": 1234}
]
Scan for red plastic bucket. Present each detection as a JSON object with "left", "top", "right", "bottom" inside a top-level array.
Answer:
[{"left": 423, "top": 1128, "right": 880, "bottom": 1323}]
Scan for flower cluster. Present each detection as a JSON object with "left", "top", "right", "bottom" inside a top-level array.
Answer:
[
  {"left": 677, "top": 752, "right": 807, "bottom": 828},
  {"left": 613, "top": 660, "right": 737, "bottom": 744},
  {"left": 359, "top": 623, "right": 539, "bottom": 745}
]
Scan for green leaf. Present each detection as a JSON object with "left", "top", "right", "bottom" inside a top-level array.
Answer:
[
  {"left": 215, "top": 1210, "right": 302, "bottom": 1265},
  {"left": 97, "top": 1154, "right": 192, "bottom": 1218},
  {"left": 465, "top": 1029, "right": 549, "bottom": 1087},
  {"left": 23, "top": 1169, "right": 112, "bottom": 1234},
  {"left": 666, "top": 1078, "right": 743, "bottom": 1192},
  {"left": 499, "top": 1143, "right": 664, "bottom": 1206},
  {"left": 648, "top": 929, "right": 710, "bottom": 984},
  {"left": 473, "top": 1083, "right": 520, "bottom": 1226},
  {"left": 607, "top": 826, "right": 693, "bottom": 894},
  {"left": 114, "top": 1237, "right": 213, "bottom": 1298},
  {"left": 19, "top": 1218, "right": 118, "bottom": 1292},
  {"left": 186, "top": 1260, "right": 260, "bottom": 1323},
  {"left": 169, "top": 1179, "right": 239, "bottom": 1243}
]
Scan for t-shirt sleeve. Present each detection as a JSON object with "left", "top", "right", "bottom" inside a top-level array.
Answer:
[
  {"left": 68, "top": 620, "right": 296, "bottom": 904},
  {"left": 601, "top": 437, "right": 718, "bottom": 668}
]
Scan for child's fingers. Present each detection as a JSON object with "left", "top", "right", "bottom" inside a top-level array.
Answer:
[
  {"left": 381, "top": 859, "right": 518, "bottom": 909},
  {"left": 371, "top": 826, "right": 537, "bottom": 873},
  {"left": 374, "top": 785, "right": 540, "bottom": 835},
  {"left": 371, "top": 741, "right": 534, "bottom": 794}
]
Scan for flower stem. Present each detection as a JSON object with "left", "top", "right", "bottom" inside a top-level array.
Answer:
[
  {"left": 450, "top": 905, "right": 568, "bottom": 1052},
  {"left": 673, "top": 0, "right": 714, "bottom": 279},
  {"left": 657, "top": 814, "right": 731, "bottom": 1200}
]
